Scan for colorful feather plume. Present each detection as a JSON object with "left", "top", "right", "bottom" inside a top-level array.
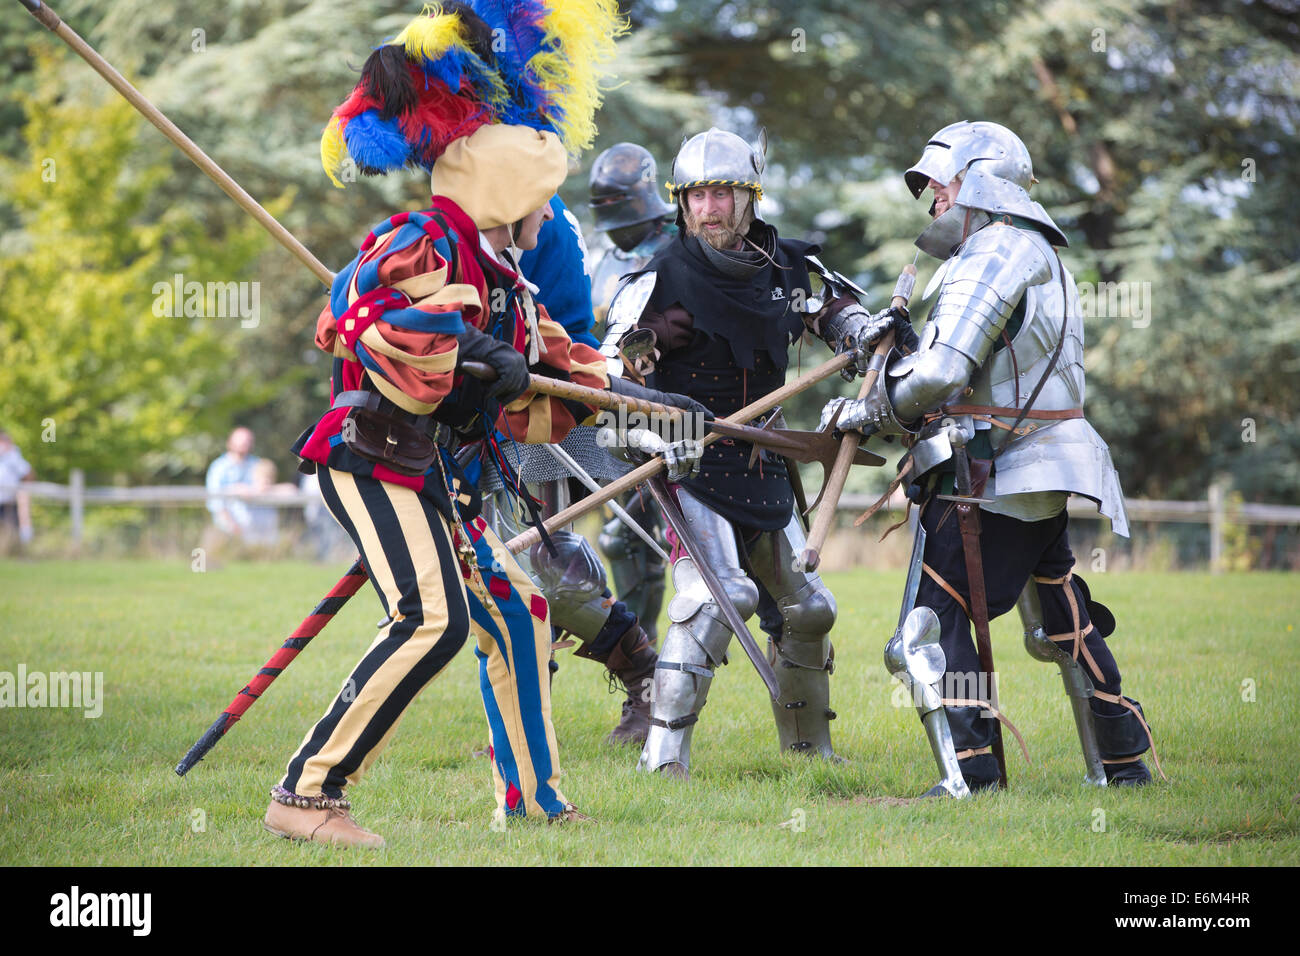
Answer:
[{"left": 321, "top": 0, "right": 627, "bottom": 188}]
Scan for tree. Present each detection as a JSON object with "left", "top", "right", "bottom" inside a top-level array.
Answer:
[{"left": 0, "top": 52, "right": 278, "bottom": 481}]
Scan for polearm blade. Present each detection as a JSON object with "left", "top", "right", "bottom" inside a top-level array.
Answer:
[
  {"left": 174, "top": 558, "right": 368, "bottom": 775},
  {"left": 644, "top": 475, "right": 782, "bottom": 701},
  {"left": 541, "top": 442, "right": 671, "bottom": 564},
  {"left": 16, "top": 0, "right": 335, "bottom": 287}
]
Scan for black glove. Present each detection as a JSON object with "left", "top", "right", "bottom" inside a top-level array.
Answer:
[
  {"left": 889, "top": 306, "right": 921, "bottom": 354},
  {"left": 457, "top": 325, "right": 531, "bottom": 404},
  {"left": 608, "top": 374, "right": 712, "bottom": 420}
]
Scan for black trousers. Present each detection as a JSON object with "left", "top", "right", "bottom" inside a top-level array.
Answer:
[{"left": 915, "top": 498, "right": 1128, "bottom": 754}]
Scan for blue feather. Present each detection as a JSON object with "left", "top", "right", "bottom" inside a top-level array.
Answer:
[
  {"left": 469, "top": 0, "right": 551, "bottom": 125},
  {"left": 344, "top": 110, "right": 412, "bottom": 174}
]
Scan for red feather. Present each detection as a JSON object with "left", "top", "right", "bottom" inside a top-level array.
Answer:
[{"left": 399, "top": 63, "right": 491, "bottom": 166}]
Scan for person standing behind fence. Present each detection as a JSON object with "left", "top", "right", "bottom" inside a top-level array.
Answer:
[
  {"left": 0, "top": 429, "right": 34, "bottom": 548},
  {"left": 205, "top": 426, "right": 259, "bottom": 539}
]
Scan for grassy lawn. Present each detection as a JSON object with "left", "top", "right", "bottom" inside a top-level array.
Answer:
[{"left": 0, "top": 559, "right": 1297, "bottom": 865}]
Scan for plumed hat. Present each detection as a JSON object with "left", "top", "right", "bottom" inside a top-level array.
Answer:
[{"left": 321, "top": 1, "right": 625, "bottom": 224}]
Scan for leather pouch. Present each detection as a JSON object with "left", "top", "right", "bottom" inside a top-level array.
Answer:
[{"left": 343, "top": 406, "right": 435, "bottom": 476}]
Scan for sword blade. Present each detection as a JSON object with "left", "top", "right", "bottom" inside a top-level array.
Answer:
[
  {"left": 541, "top": 443, "right": 670, "bottom": 564},
  {"left": 645, "top": 476, "right": 782, "bottom": 701}
]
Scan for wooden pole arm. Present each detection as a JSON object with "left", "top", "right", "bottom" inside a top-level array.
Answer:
[
  {"left": 505, "top": 350, "right": 856, "bottom": 555},
  {"left": 794, "top": 263, "right": 918, "bottom": 573}
]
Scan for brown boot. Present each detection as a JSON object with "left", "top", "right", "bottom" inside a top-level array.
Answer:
[
  {"left": 601, "top": 625, "right": 658, "bottom": 745},
  {"left": 263, "top": 799, "right": 386, "bottom": 849},
  {"left": 548, "top": 803, "right": 595, "bottom": 824}
]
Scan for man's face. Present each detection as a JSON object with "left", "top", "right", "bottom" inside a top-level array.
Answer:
[
  {"left": 228, "top": 427, "right": 254, "bottom": 457},
  {"left": 512, "top": 200, "right": 555, "bottom": 251},
  {"left": 928, "top": 176, "right": 962, "bottom": 219},
  {"left": 684, "top": 186, "right": 743, "bottom": 250}
]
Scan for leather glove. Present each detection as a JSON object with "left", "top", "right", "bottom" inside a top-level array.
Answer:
[
  {"left": 457, "top": 325, "right": 531, "bottom": 403},
  {"left": 608, "top": 374, "right": 712, "bottom": 421}
]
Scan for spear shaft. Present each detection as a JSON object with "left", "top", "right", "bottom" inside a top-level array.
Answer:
[{"left": 16, "top": 0, "right": 334, "bottom": 287}]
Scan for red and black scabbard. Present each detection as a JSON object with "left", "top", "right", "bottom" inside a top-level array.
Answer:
[{"left": 174, "top": 558, "right": 369, "bottom": 776}]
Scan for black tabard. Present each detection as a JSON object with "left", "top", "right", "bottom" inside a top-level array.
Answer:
[
  {"left": 639, "top": 225, "right": 816, "bottom": 371},
  {"left": 641, "top": 224, "right": 817, "bottom": 530},
  {"left": 653, "top": 333, "right": 794, "bottom": 530}
]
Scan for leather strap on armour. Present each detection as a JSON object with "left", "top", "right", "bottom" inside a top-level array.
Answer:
[
  {"left": 955, "top": 501, "right": 1008, "bottom": 788},
  {"left": 1091, "top": 690, "right": 1168, "bottom": 781},
  {"left": 942, "top": 697, "right": 1031, "bottom": 766}
]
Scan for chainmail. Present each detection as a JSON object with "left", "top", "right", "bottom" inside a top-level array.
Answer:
[
  {"left": 476, "top": 425, "right": 631, "bottom": 493},
  {"left": 695, "top": 234, "right": 767, "bottom": 280}
]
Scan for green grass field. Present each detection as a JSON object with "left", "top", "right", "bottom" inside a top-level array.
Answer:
[{"left": 1, "top": 559, "right": 1297, "bottom": 866}]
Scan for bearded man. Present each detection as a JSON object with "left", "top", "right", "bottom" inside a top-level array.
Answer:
[{"left": 616, "top": 128, "right": 847, "bottom": 779}]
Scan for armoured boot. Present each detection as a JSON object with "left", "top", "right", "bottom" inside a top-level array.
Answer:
[
  {"left": 1018, "top": 582, "right": 1109, "bottom": 787},
  {"left": 576, "top": 623, "right": 658, "bottom": 745},
  {"left": 638, "top": 554, "right": 759, "bottom": 778},
  {"left": 886, "top": 607, "right": 971, "bottom": 798},
  {"left": 1093, "top": 697, "right": 1153, "bottom": 787},
  {"left": 769, "top": 634, "right": 837, "bottom": 758},
  {"left": 946, "top": 707, "right": 1001, "bottom": 793},
  {"left": 746, "top": 517, "right": 841, "bottom": 760}
]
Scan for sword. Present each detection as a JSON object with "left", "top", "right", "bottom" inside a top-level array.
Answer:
[
  {"left": 540, "top": 442, "right": 671, "bottom": 564},
  {"left": 644, "top": 476, "right": 782, "bottom": 701}
]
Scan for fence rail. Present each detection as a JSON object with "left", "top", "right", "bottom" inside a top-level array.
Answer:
[{"left": 10, "top": 472, "right": 1300, "bottom": 564}]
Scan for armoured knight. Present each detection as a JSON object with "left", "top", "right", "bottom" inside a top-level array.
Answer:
[
  {"left": 821, "top": 120, "right": 1160, "bottom": 794},
  {"left": 588, "top": 142, "right": 679, "bottom": 328},
  {"left": 586, "top": 143, "right": 679, "bottom": 649},
  {"left": 622, "top": 127, "right": 853, "bottom": 779}
]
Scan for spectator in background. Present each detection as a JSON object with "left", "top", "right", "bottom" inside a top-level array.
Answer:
[
  {"left": 299, "top": 471, "right": 352, "bottom": 561},
  {"left": 0, "top": 429, "right": 34, "bottom": 547},
  {"left": 245, "top": 458, "right": 298, "bottom": 547},
  {"left": 205, "top": 426, "right": 259, "bottom": 538}
]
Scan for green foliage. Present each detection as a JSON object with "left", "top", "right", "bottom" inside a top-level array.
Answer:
[
  {"left": 0, "top": 51, "right": 277, "bottom": 481},
  {"left": 2, "top": 0, "right": 1296, "bottom": 502}
]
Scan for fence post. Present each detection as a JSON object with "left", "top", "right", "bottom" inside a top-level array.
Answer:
[
  {"left": 1208, "top": 479, "right": 1225, "bottom": 574},
  {"left": 70, "top": 468, "right": 84, "bottom": 546}
]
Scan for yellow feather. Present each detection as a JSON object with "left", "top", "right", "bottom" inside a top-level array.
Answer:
[
  {"left": 320, "top": 114, "right": 348, "bottom": 189},
  {"left": 533, "top": 0, "right": 628, "bottom": 154},
  {"left": 393, "top": 8, "right": 463, "bottom": 62}
]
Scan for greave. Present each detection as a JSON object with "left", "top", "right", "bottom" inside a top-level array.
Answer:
[
  {"left": 1018, "top": 582, "right": 1108, "bottom": 787},
  {"left": 885, "top": 606, "right": 970, "bottom": 798},
  {"left": 638, "top": 491, "right": 758, "bottom": 774}
]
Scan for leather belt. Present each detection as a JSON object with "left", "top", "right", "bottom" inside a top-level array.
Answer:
[{"left": 331, "top": 390, "right": 455, "bottom": 448}]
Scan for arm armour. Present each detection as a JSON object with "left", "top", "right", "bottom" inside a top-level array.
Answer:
[{"left": 889, "top": 224, "right": 1051, "bottom": 422}]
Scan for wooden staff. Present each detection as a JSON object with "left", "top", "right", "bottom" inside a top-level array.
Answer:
[
  {"left": 461, "top": 362, "right": 684, "bottom": 421},
  {"left": 794, "top": 264, "right": 917, "bottom": 573},
  {"left": 18, "top": 0, "right": 335, "bottom": 288},
  {"left": 505, "top": 350, "right": 857, "bottom": 555}
]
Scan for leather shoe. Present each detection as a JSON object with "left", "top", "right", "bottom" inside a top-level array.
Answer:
[{"left": 263, "top": 800, "right": 386, "bottom": 848}]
